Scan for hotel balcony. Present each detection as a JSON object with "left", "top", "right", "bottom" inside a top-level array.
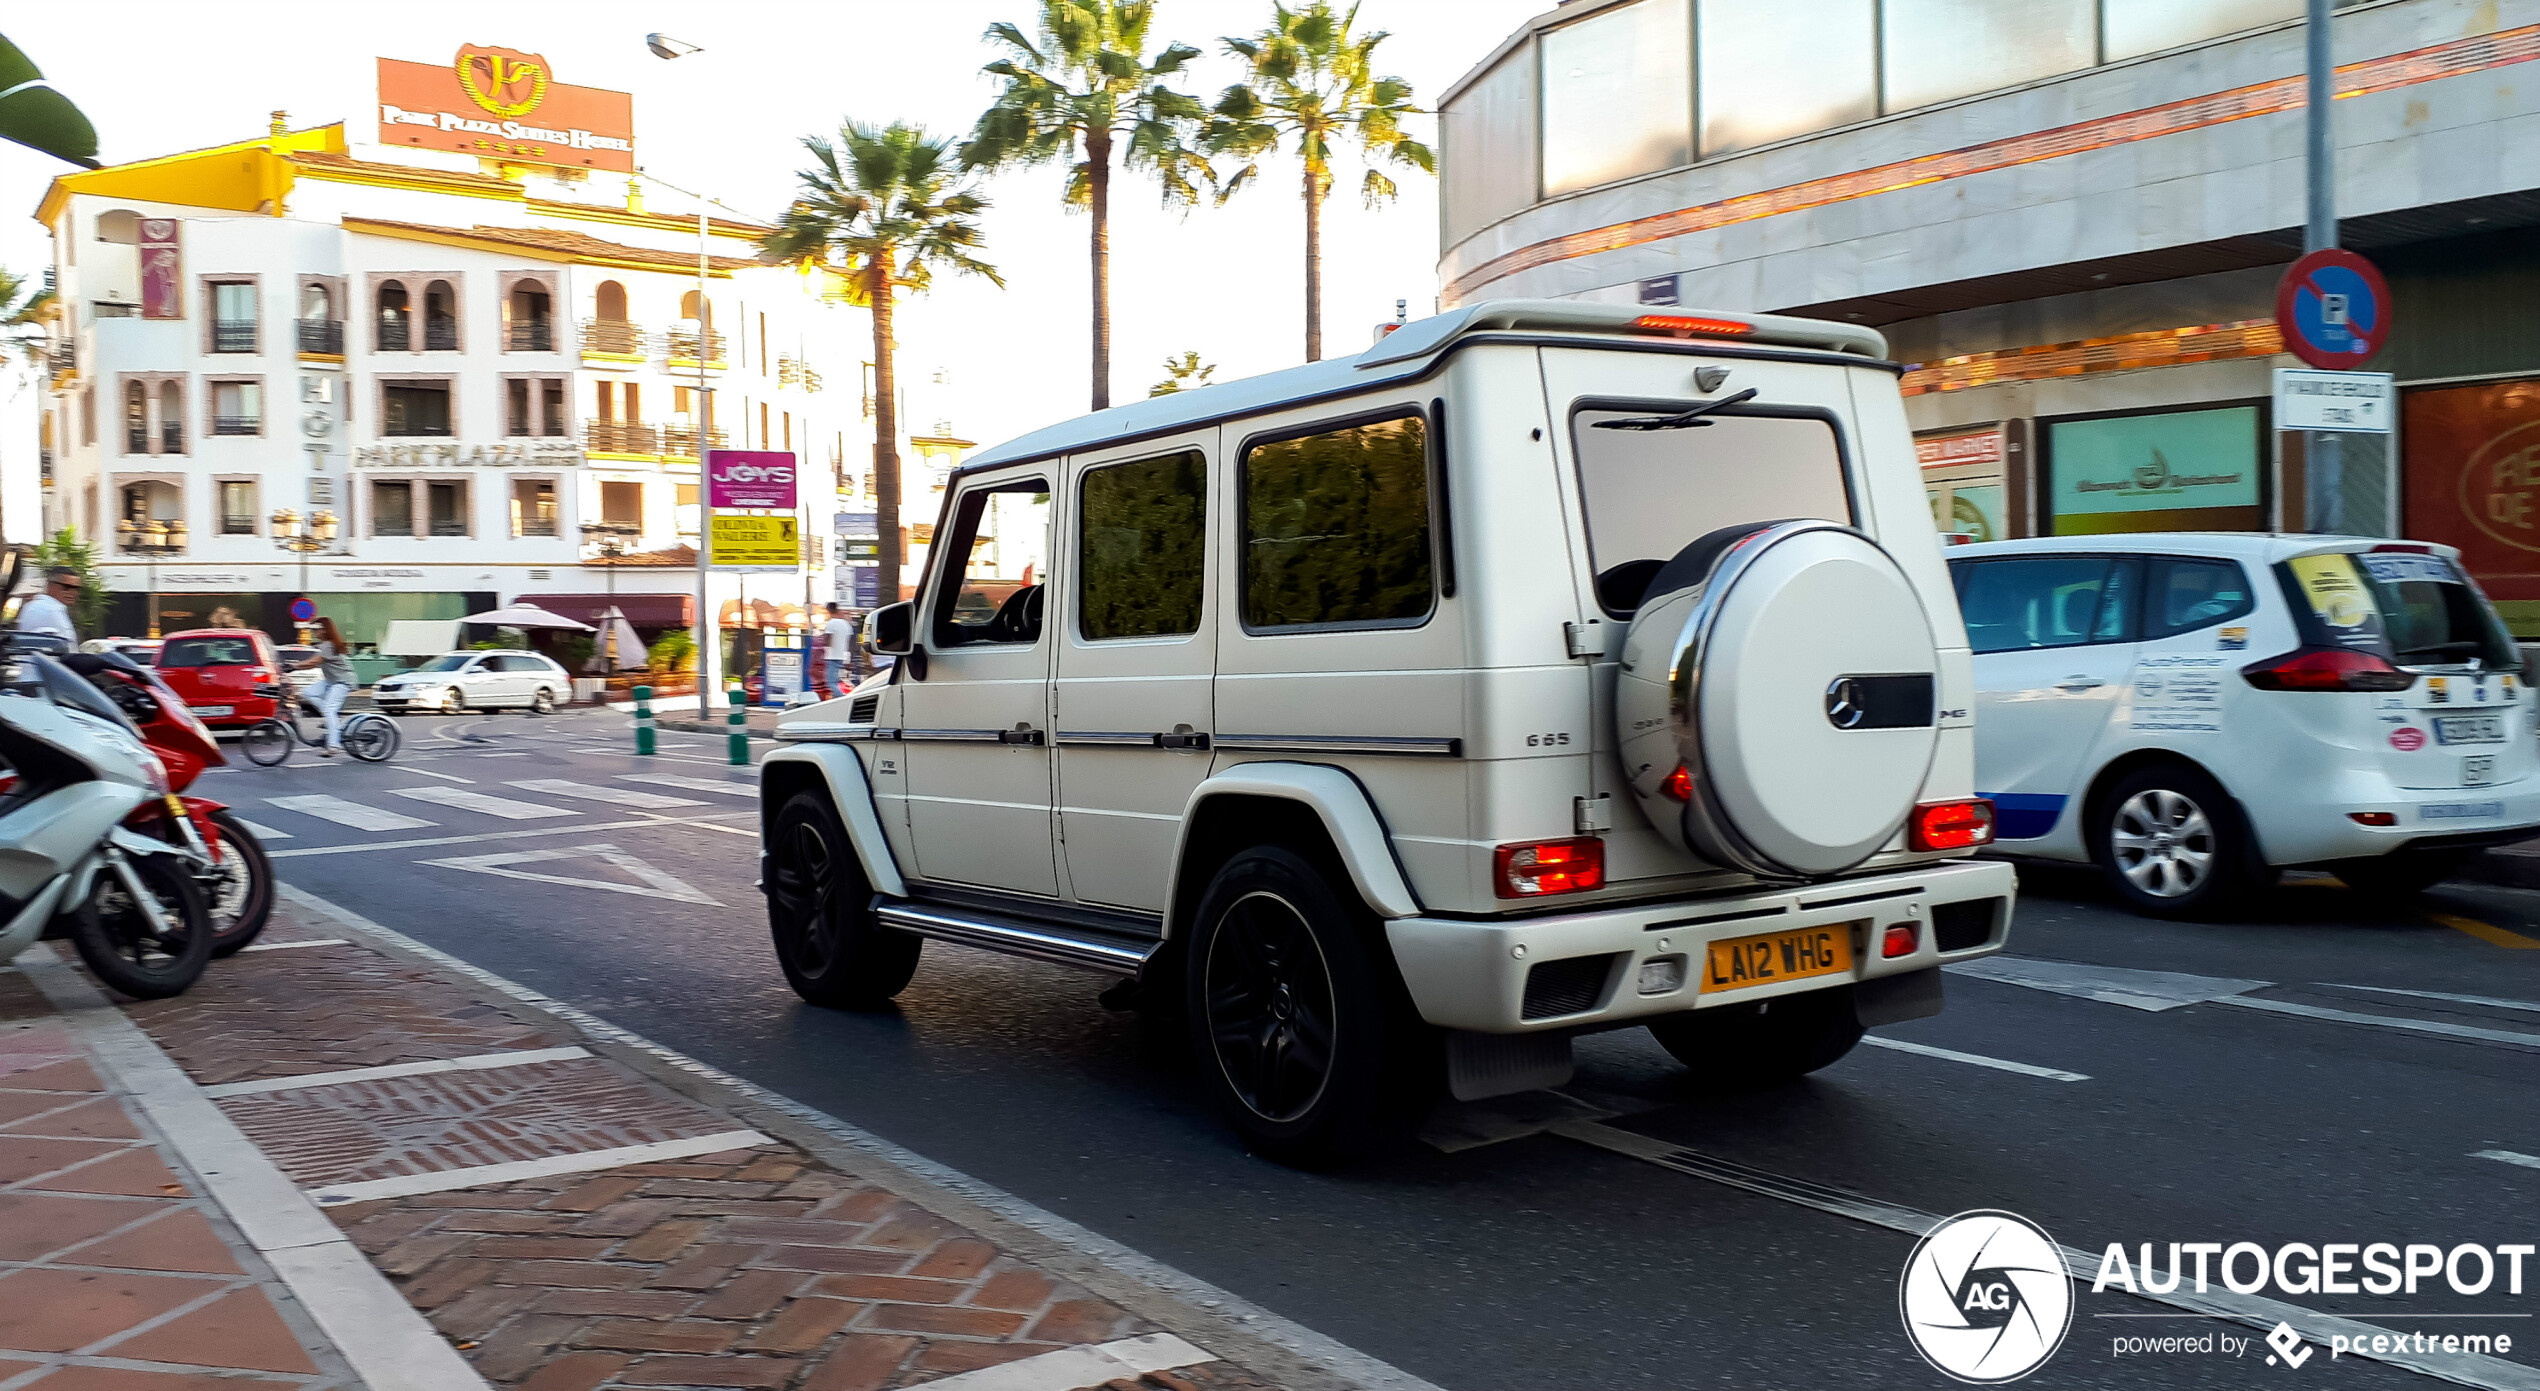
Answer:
[
  {"left": 585, "top": 420, "right": 661, "bottom": 457},
  {"left": 663, "top": 328, "right": 727, "bottom": 372},
  {"left": 297, "top": 318, "right": 344, "bottom": 357},
  {"left": 579, "top": 318, "right": 646, "bottom": 360}
]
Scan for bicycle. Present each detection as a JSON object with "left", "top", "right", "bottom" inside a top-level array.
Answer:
[{"left": 239, "top": 685, "right": 400, "bottom": 767}]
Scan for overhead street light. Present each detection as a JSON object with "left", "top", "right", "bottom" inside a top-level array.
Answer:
[{"left": 645, "top": 33, "right": 702, "bottom": 60}]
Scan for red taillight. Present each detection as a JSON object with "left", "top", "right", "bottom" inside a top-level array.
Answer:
[
  {"left": 1909, "top": 799, "right": 1996, "bottom": 852},
  {"left": 1882, "top": 923, "right": 1920, "bottom": 958},
  {"left": 2348, "top": 811, "right": 2398, "bottom": 826},
  {"left": 1632, "top": 314, "right": 1754, "bottom": 337},
  {"left": 1659, "top": 764, "right": 1692, "bottom": 802},
  {"left": 1493, "top": 838, "right": 1606, "bottom": 899},
  {"left": 2242, "top": 646, "right": 2415, "bottom": 692}
]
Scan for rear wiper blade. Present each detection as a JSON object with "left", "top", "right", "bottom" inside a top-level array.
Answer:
[{"left": 1593, "top": 388, "right": 1760, "bottom": 431}]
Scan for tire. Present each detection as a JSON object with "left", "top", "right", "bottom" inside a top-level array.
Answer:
[
  {"left": 530, "top": 686, "right": 556, "bottom": 715},
  {"left": 239, "top": 719, "right": 292, "bottom": 767},
  {"left": 1646, "top": 987, "right": 1865, "bottom": 1086},
  {"left": 70, "top": 850, "right": 212, "bottom": 1000},
  {"left": 765, "top": 791, "right": 919, "bottom": 1007},
  {"left": 1184, "top": 846, "right": 1427, "bottom": 1166},
  {"left": 2334, "top": 848, "right": 2472, "bottom": 899},
  {"left": 439, "top": 689, "right": 465, "bottom": 716},
  {"left": 2090, "top": 762, "right": 2255, "bottom": 918},
  {"left": 343, "top": 715, "right": 400, "bottom": 763},
  {"left": 203, "top": 809, "right": 274, "bottom": 957}
]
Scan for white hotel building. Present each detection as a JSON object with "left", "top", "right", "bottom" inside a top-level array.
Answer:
[{"left": 33, "top": 115, "right": 866, "bottom": 652}]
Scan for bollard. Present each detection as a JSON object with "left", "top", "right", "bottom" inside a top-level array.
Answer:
[
  {"left": 633, "top": 685, "right": 656, "bottom": 756},
  {"left": 728, "top": 687, "right": 748, "bottom": 766}
]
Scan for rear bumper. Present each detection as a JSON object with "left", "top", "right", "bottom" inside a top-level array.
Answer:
[
  {"left": 1384, "top": 858, "right": 2016, "bottom": 1033},
  {"left": 187, "top": 695, "right": 279, "bottom": 728},
  {"left": 2257, "top": 776, "right": 2540, "bottom": 864}
]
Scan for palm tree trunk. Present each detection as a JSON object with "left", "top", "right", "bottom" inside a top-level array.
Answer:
[
  {"left": 1302, "top": 161, "right": 1324, "bottom": 363},
  {"left": 1089, "top": 129, "right": 1113, "bottom": 412},
  {"left": 870, "top": 262, "right": 903, "bottom": 608}
]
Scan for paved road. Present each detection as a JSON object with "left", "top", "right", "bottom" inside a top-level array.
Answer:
[{"left": 234, "top": 706, "right": 2540, "bottom": 1389}]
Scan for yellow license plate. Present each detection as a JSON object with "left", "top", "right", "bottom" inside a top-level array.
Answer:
[{"left": 1701, "top": 922, "right": 1858, "bottom": 994}]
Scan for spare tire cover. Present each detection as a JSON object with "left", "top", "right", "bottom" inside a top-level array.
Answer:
[{"left": 1615, "top": 521, "right": 1939, "bottom": 878}]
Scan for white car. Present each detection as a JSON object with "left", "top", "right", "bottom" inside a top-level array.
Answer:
[
  {"left": 1950, "top": 533, "right": 2537, "bottom": 915},
  {"left": 371, "top": 650, "right": 567, "bottom": 715}
]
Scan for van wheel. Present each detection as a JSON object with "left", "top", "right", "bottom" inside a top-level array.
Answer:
[
  {"left": 530, "top": 687, "right": 555, "bottom": 715},
  {"left": 2333, "top": 848, "right": 2472, "bottom": 899},
  {"left": 1186, "top": 846, "right": 1417, "bottom": 1166},
  {"left": 1646, "top": 988, "right": 1863, "bottom": 1085},
  {"left": 2091, "top": 763, "right": 2253, "bottom": 918},
  {"left": 766, "top": 791, "right": 918, "bottom": 1007}
]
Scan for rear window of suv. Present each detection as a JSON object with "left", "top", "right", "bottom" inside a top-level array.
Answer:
[
  {"left": 158, "top": 636, "right": 261, "bottom": 668},
  {"left": 1571, "top": 406, "right": 1850, "bottom": 616},
  {"left": 2278, "top": 550, "right": 2520, "bottom": 668}
]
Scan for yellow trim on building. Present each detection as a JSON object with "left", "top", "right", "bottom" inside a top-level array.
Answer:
[
  {"left": 586, "top": 451, "right": 668, "bottom": 465},
  {"left": 580, "top": 351, "right": 648, "bottom": 367},
  {"left": 297, "top": 352, "right": 347, "bottom": 365},
  {"left": 527, "top": 198, "right": 767, "bottom": 243},
  {"left": 35, "top": 123, "right": 344, "bottom": 226},
  {"left": 339, "top": 218, "right": 738, "bottom": 277},
  {"left": 292, "top": 161, "right": 523, "bottom": 204}
]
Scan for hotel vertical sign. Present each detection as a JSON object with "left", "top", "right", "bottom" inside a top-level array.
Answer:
[{"left": 377, "top": 46, "right": 635, "bottom": 173}]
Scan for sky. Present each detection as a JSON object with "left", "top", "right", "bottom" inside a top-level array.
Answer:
[{"left": 0, "top": 0, "right": 1551, "bottom": 460}]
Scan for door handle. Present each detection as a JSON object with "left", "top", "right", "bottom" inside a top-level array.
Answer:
[
  {"left": 997, "top": 725, "right": 1045, "bottom": 746},
  {"left": 2056, "top": 675, "right": 2106, "bottom": 691},
  {"left": 1155, "top": 730, "right": 1212, "bottom": 751}
]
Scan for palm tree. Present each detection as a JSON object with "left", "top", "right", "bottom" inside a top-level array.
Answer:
[
  {"left": 1210, "top": 1, "right": 1431, "bottom": 363},
  {"left": 962, "top": 1, "right": 1209, "bottom": 411},
  {"left": 0, "top": 265, "right": 52, "bottom": 372},
  {"left": 1149, "top": 350, "right": 1216, "bottom": 396},
  {"left": 763, "top": 122, "right": 1002, "bottom": 608}
]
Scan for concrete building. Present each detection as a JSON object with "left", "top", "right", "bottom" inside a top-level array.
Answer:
[{"left": 1438, "top": 0, "right": 2540, "bottom": 632}]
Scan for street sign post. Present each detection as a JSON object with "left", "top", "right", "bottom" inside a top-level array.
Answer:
[
  {"left": 708, "top": 515, "right": 798, "bottom": 572},
  {"left": 2274, "top": 369, "right": 2395, "bottom": 433},
  {"left": 2275, "top": 248, "right": 2392, "bottom": 369}
]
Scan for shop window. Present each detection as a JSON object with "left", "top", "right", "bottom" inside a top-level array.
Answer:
[
  {"left": 219, "top": 480, "right": 257, "bottom": 535},
  {"left": 383, "top": 381, "right": 451, "bottom": 437},
  {"left": 372, "top": 480, "right": 414, "bottom": 537},
  {"left": 427, "top": 480, "right": 469, "bottom": 537},
  {"left": 601, "top": 480, "right": 643, "bottom": 527},
  {"left": 511, "top": 478, "right": 558, "bottom": 537}
]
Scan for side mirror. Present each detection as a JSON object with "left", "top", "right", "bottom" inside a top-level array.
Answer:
[{"left": 867, "top": 601, "right": 914, "bottom": 656}]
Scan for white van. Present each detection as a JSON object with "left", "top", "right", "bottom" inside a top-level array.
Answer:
[{"left": 761, "top": 301, "right": 2014, "bottom": 1161}]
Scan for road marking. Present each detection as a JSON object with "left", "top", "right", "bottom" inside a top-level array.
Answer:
[
  {"left": 508, "top": 778, "right": 707, "bottom": 810},
  {"left": 264, "top": 795, "right": 437, "bottom": 832},
  {"left": 622, "top": 772, "right": 757, "bottom": 797},
  {"left": 2323, "top": 984, "right": 2540, "bottom": 1015},
  {"left": 2216, "top": 995, "right": 2540, "bottom": 1050},
  {"left": 398, "top": 765, "right": 476, "bottom": 784},
  {"left": 1859, "top": 1035, "right": 2089, "bottom": 1081},
  {"left": 918, "top": 1335, "right": 1216, "bottom": 1391},
  {"left": 265, "top": 813, "right": 754, "bottom": 859},
  {"left": 1944, "top": 955, "right": 2270, "bottom": 1011},
  {"left": 469, "top": 751, "right": 533, "bottom": 758},
  {"left": 1550, "top": 1119, "right": 2540, "bottom": 1391},
  {"left": 306, "top": 1129, "right": 771, "bottom": 1206},
  {"left": 2474, "top": 1149, "right": 2540, "bottom": 1173},
  {"left": 202, "top": 1046, "right": 594, "bottom": 1099},
  {"left": 236, "top": 938, "right": 347, "bottom": 954},
  {"left": 420, "top": 842, "right": 721, "bottom": 906},
  {"left": 229, "top": 817, "right": 290, "bottom": 840},
  {"left": 2432, "top": 912, "right": 2540, "bottom": 949},
  {"left": 391, "top": 786, "right": 575, "bottom": 820}
]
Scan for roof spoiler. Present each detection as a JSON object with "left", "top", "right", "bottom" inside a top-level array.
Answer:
[{"left": 1357, "top": 298, "right": 1887, "bottom": 369}]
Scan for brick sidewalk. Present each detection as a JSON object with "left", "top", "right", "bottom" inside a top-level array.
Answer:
[{"left": 36, "top": 902, "right": 1283, "bottom": 1391}]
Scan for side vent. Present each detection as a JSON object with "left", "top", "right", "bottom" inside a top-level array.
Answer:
[
  {"left": 848, "top": 694, "right": 880, "bottom": 723},
  {"left": 1521, "top": 953, "right": 1622, "bottom": 1021},
  {"left": 1931, "top": 897, "right": 2001, "bottom": 953}
]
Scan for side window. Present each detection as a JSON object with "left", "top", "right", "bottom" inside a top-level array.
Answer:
[
  {"left": 1080, "top": 450, "right": 1206, "bottom": 641},
  {"left": 1241, "top": 414, "right": 1433, "bottom": 630},
  {"left": 1955, "top": 556, "right": 2126, "bottom": 655},
  {"left": 2143, "top": 557, "right": 2255, "bottom": 640},
  {"left": 932, "top": 478, "right": 1052, "bottom": 648}
]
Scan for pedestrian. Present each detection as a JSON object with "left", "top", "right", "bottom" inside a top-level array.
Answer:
[
  {"left": 14, "top": 567, "right": 81, "bottom": 645},
  {"left": 821, "top": 601, "right": 854, "bottom": 695},
  {"left": 291, "top": 615, "right": 358, "bottom": 757}
]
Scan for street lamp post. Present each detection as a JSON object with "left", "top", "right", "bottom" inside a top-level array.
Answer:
[
  {"left": 648, "top": 34, "right": 720, "bottom": 717},
  {"left": 580, "top": 520, "right": 641, "bottom": 677},
  {"left": 269, "top": 508, "right": 340, "bottom": 611},
  {"left": 115, "top": 518, "right": 186, "bottom": 639}
]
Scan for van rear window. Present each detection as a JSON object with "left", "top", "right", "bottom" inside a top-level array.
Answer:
[
  {"left": 157, "top": 636, "right": 260, "bottom": 668},
  {"left": 2277, "top": 551, "right": 2520, "bottom": 668},
  {"left": 1571, "top": 407, "right": 1849, "bottom": 616}
]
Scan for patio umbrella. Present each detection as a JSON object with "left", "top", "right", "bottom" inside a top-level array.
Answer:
[
  {"left": 457, "top": 604, "right": 594, "bottom": 631},
  {"left": 589, "top": 608, "right": 646, "bottom": 673}
]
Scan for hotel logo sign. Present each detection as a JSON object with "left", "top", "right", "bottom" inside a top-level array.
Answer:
[{"left": 378, "top": 46, "right": 635, "bottom": 173}]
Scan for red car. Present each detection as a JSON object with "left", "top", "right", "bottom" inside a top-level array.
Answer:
[{"left": 153, "top": 628, "right": 286, "bottom": 729}]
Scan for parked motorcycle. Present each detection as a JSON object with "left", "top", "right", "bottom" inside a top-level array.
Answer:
[{"left": 0, "top": 618, "right": 214, "bottom": 998}]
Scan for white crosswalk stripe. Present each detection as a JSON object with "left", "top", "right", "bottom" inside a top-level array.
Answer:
[
  {"left": 508, "top": 779, "right": 706, "bottom": 810},
  {"left": 391, "top": 787, "right": 576, "bottom": 821},
  {"left": 229, "top": 817, "right": 291, "bottom": 840},
  {"left": 265, "top": 795, "right": 437, "bottom": 832},
  {"left": 620, "top": 773, "right": 756, "bottom": 798}
]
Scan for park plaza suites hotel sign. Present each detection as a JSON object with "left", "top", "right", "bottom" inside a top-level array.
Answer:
[
  {"left": 352, "top": 440, "right": 585, "bottom": 468},
  {"left": 377, "top": 45, "right": 634, "bottom": 173}
]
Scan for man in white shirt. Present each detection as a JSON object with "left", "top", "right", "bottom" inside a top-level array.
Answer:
[
  {"left": 15, "top": 567, "right": 81, "bottom": 645},
  {"left": 820, "top": 602, "right": 854, "bottom": 695}
]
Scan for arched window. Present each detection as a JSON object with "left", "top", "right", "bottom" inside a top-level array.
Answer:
[
  {"left": 595, "top": 280, "right": 627, "bottom": 322},
  {"left": 677, "top": 291, "right": 716, "bottom": 361},
  {"left": 301, "top": 283, "right": 332, "bottom": 318},
  {"left": 508, "top": 283, "right": 553, "bottom": 352},
  {"left": 377, "top": 280, "right": 410, "bottom": 351},
  {"left": 123, "top": 381, "right": 147, "bottom": 454},
  {"left": 95, "top": 209, "right": 141, "bottom": 244},
  {"left": 157, "top": 381, "right": 183, "bottom": 454},
  {"left": 679, "top": 290, "right": 712, "bottom": 330},
  {"left": 423, "top": 280, "right": 457, "bottom": 350}
]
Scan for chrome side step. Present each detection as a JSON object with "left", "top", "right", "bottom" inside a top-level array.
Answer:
[{"left": 873, "top": 901, "right": 1155, "bottom": 975}]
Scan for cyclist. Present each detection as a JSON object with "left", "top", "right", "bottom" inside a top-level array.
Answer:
[{"left": 291, "top": 615, "right": 357, "bottom": 758}]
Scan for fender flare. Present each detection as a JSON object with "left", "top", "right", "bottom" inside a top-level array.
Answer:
[
  {"left": 1165, "top": 762, "right": 1423, "bottom": 929},
  {"left": 760, "top": 744, "right": 908, "bottom": 897}
]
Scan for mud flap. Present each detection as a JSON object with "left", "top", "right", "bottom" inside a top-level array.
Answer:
[
  {"left": 1855, "top": 967, "right": 1943, "bottom": 1027},
  {"left": 1445, "top": 1029, "right": 1575, "bottom": 1102}
]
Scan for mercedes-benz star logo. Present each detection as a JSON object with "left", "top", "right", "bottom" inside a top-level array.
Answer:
[
  {"left": 1826, "top": 677, "right": 1867, "bottom": 729},
  {"left": 1899, "top": 1210, "right": 2074, "bottom": 1383}
]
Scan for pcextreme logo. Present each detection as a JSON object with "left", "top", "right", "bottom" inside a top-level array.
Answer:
[
  {"left": 455, "top": 45, "right": 549, "bottom": 119},
  {"left": 1900, "top": 1210, "right": 2075, "bottom": 1383}
]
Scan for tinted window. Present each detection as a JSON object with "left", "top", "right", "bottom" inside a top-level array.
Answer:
[
  {"left": 1242, "top": 415, "right": 1432, "bottom": 630},
  {"left": 1954, "top": 556, "right": 2131, "bottom": 655},
  {"left": 2280, "top": 550, "right": 2522, "bottom": 667},
  {"left": 1080, "top": 451, "right": 1205, "bottom": 641},
  {"left": 1573, "top": 407, "right": 1849, "bottom": 617},
  {"left": 157, "top": 636, "right": 260, "bottom": 668},
  {"left": 2143, "top": 558, "right": 2255, "bottom": 640},
  {"left": 417, "top": 653, "right": 473, "bottom": 672},
  {"left": 933, "top": 480, "right": 1050, "bottom": 648}
]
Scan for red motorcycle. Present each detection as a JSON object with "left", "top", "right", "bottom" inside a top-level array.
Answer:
[{"left": 62, "top": 651, "right": 274, "bottom": 956}]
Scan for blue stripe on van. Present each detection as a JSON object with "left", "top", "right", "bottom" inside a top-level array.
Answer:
[{"left": 1981, "top": 792, "right": 2068, "bottom": 840}]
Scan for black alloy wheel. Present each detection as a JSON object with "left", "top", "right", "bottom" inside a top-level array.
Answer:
[
  {"left": 766, "top": 791, "right": 918, "bottom": 1006},
  {"left": 204, "top": 809, "right": 275, "bottom": 956},
  {"left": 1203, "top": 890, "right": 1340, "bottom": 1125},
  {"left": 71, "top": 851, "right": 212, "bottom": 999}
]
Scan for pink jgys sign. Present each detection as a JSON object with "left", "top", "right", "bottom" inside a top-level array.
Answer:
[{"left": 706, "top": 450, "right": 798, "bottom": 509}]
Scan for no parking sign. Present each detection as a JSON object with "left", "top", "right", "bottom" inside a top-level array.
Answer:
[{"left": 2275, "top": 249, "right": 2391, "bottom": 369}]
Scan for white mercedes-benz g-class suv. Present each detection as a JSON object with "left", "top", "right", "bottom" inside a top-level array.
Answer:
[{"left": 761, "top": 300, "right": 2014, "bottom": 1162}]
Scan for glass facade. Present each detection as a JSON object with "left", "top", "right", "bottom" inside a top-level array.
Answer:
[
  {"left": 1883, "top": 0, "right": 2095, "bottom": 114},
  {"left": 1697, "top": 0, "right": 1877, "bottom": 157},
  {"left": 1540, "top": 0, "right": 1691, "bottom": 198}
]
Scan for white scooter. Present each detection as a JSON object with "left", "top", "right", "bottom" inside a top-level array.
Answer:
[{"left": 0, "top": 561, "right": 213, "bottom": 998}]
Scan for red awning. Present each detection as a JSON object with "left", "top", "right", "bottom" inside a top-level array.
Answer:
[{"left": 515, "top": 593, "right": 693, "bottom": 627}]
